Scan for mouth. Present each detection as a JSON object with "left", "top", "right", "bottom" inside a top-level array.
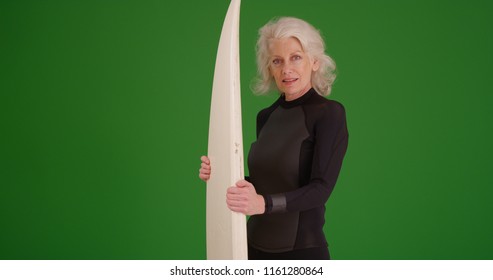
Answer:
[{"left": 282, "top": 78, "right": 298, "bottom": 84}]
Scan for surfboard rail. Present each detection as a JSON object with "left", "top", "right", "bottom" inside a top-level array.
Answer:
[{"left": 206, "top": 0, "right": 247, "bottom": 260}]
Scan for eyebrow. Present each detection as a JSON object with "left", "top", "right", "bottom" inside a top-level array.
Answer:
[{"left": 271, "top": 51, "right": 304, "bottom": 58}]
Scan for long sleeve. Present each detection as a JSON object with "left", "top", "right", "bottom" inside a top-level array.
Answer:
[{"left": 265, "top": 101, "right": 348, "bottom": 213}]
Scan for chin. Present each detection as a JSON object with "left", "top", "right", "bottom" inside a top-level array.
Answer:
[{"left": 283, "top": 87, "right": 302, "bottom": 95}]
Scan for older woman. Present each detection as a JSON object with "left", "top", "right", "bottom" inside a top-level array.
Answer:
[{"left": 200, "top": 17, "right": 348, "bottom": 260}]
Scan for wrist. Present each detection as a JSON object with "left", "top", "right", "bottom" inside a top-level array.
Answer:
[{"left": 257, "top": 195, "right": 265, "bottom": 215}]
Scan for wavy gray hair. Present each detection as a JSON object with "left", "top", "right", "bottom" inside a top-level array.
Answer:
[{"left": 253, "top": 17, "right": 336, "bottom": 96}]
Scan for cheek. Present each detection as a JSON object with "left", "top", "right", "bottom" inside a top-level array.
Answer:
[
  {"left": 270, "top": 70, "right": 282, "bottom": 83},
  {"left": 302, "top": 63, "right": 314, "bottom": 78}
]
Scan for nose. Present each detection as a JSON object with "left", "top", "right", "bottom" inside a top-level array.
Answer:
[{"left": 281, "top": 63, "right": 292, "bottom": 75}]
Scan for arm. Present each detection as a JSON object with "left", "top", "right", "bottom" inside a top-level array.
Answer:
[{"left": 265, "top": 102, "right": 349, "bottom": 214}]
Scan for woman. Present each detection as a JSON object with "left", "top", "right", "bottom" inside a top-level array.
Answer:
[{"left": 199, "top": 17, "right": 348, "bottom": 260}]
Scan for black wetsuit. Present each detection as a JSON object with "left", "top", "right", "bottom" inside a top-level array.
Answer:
[{"left": 247, "top": 88, "right": 348, "bottom": 259}]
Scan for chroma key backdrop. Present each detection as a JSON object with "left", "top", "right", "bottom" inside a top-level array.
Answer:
[{"left": 1, "top": 0, "right": 492, "bottom": 259}]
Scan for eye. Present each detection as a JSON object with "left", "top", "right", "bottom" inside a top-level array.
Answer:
[
  {"left": 292, "top": 55, "right": 302, "bottom": 61},
  {"left": 272, "top": 58, "right": 281, "bottom": 65}
]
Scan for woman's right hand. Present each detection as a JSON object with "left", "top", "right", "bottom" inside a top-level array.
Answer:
[{"left": 199, "top": 155, "right": 211, "bottom": 182}]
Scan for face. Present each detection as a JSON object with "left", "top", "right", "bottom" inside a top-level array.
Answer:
[{"left": 268, "top": 37, "right": 319, "bottom": 101}]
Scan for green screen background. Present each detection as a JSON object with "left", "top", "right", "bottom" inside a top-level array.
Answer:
[{"left": 1, "top": 0, "right": 492, "bottom": 259}]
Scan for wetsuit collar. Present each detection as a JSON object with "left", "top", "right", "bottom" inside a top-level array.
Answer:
[{"left": 279, "top": 88, "right": 317, "bottom": 109}]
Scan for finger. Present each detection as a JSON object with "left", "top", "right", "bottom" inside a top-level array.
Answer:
[
  {"left": 199, "top": 172, "right": 210, "bottom": 180},
  {"left": 227, "top": 204, "right": 246, "bottom": 214},
  {"left": 227, "top": 186, "right": 246, "bottom": 195},
  {"left": 201, "top": 163, "right": 211, "bottom": 170},
  {"left": 226, "top": 196, "right": 239, "bottom": 205},
  {"left": 200, "top": 156, "right": 210, "bottom": 165},
  {"left": 235, "top": 180, "right": 250, "bottom": 188},
  {"left": 226, "top": 192, "right": 246, "bottom": 202},
  {"left": 226, "top": 199, "right": 247, "bottom": 212},
  {"left": 199, "top": 167, "right": 211, "bottom": 175}
]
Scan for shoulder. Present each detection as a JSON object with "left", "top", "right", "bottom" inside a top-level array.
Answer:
[
  {"left": 256, "top": 97, "right": 281, "bottom": 122},
  {"left": 304, "top": 94, "right": 346, "bottom": 121}
]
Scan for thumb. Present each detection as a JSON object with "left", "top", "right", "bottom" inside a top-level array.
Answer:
[{"left": 235, "top": 179, "right": 250, "bottom": 188}]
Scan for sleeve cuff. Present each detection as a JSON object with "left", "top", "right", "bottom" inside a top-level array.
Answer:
[{"left": 263, "top": 194, "right": 287, "bottom": 214}]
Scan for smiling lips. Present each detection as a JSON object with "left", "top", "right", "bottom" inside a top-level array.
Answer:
[{"left": 283, "top": 78, "right": 298, "bottom": 85}]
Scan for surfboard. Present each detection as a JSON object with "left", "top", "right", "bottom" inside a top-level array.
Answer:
[{"left": 206, "top": 0, "right": 247, "bottom": 260}]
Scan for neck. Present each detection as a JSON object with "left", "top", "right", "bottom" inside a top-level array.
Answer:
[{"left": 283, "top": 86, "right": 312, "bottom": 101}]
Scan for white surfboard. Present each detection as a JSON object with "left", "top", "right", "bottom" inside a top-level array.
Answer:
[{"left": 206, "top": 0, "right": 247, "bottom": 260}]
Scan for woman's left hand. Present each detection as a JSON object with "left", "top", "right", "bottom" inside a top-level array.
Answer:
[{"left": 226, "top": 180, "right": 265, "bottom": 215}]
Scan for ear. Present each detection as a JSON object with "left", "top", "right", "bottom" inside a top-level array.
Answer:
[{"left": 312, "top": 59, "right": 320, "bottom": 72}]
